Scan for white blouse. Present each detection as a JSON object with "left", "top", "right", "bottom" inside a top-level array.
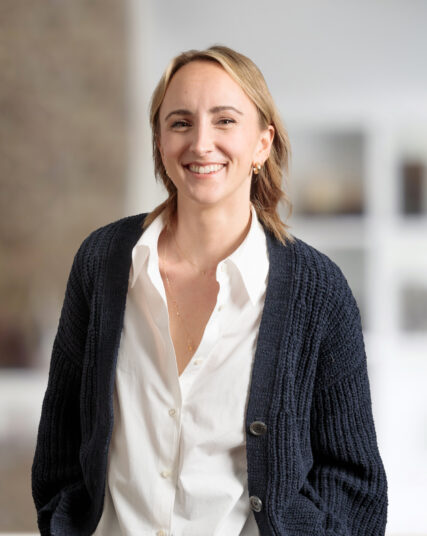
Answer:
[{"left": 93, "top": 203, "right": 269, "bottom": 536}]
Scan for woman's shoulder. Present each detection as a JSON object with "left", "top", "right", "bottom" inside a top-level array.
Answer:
[
  {"left": 289, "top": 236, "right": 365, "bottom": 387},
  {"left": 286, "top": 234, "right": 358, "bottom": 312},
  {"left": 68, "top": 213, "right": 149, "bottom": 291},
  {"left": 285, "top": 234, "right": 349, "bottom": 285},
  {"left": 76, "top": 212, "right": 149, "bottom": 260}
]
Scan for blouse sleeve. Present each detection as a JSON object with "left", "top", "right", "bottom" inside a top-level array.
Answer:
[{"left": 308, "top": 274, "right": 388, "bottom": 535}]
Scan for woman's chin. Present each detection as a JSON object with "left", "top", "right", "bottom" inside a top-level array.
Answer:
[
  {"left": 177, "top": 180, "right": 251, "bottom": 210},
  {"left": 179, "top": 188, "right": 230, "bottom": 208}
]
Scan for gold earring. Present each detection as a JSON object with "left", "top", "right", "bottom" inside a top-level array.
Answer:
[{"left": 253, "top": 163, "right": 262, "bottom": 175}]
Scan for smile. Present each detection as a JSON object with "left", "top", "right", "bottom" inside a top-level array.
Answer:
[{"left": 186, "top": 163, "right": 226, "bottom": 175}]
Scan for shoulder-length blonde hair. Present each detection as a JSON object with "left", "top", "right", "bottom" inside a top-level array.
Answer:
[{"left": 143, "top": 44, "right": 294, "bottom": 245}]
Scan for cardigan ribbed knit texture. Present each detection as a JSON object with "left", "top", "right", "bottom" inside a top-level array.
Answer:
[{"left": 31, "top": 213, "right": 388, "bottom": 536}]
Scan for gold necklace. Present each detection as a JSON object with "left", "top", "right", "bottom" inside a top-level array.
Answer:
[
  {"left": 170, "top": 227, "right": 217, "bottom": 277},
  {"left": 161, "top": 230, "right": 195, "bottom": 355}
]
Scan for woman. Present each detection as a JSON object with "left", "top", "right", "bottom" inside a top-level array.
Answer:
[{"left": 32, "top": 45, "right": 388, "bottom": 535}]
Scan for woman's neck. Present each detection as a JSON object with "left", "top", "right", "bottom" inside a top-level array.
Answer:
[{"left": 165, "top": 200, "right": 253, "bottom": 272}]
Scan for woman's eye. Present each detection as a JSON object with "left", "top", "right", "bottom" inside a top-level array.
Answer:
[
  {"left": 218, "top": 118, "right": 235, "bottom": 125},
  {"left": 171, "top": 120, "right": 190, "bottom": 129}
]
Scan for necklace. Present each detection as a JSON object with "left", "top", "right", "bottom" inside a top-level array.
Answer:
[
  {"left": 160, "top": 229, "right": 196, "bottom": 356},
  {"left": 170, "top": 227, "right": 217, "bottom": 277}
]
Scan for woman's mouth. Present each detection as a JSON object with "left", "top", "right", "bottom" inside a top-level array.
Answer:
[{"left": 185, "top": 163, "right": 226, "bottom": 175}]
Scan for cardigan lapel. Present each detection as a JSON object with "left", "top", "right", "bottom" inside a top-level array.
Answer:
[
  {"left": 244, "top": 226, "right": 297, "bottom": 533},
  {"left": 96, "top": 215, "right": 148, "bottom": 445}
]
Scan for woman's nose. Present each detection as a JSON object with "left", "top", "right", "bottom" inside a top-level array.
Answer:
[{"left": 189, "top": 122, "right": 213, "bottom": 155}]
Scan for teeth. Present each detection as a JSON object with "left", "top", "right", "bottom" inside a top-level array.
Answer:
[{"left": 188, "top": 164, "right": 225, "bottom": 174}]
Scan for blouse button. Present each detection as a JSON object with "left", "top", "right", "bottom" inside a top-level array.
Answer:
[
  {"left": 249, "top": 495, "right": 263, "bottom": 512},
  {"left": 168, "top": 408, "right": 176, "bottom": 416},
  {"left": 249, "top": 420, "right": 267, "bottom": 436}
]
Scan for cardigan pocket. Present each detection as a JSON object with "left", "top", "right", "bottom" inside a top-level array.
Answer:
[
  {"left": 274, "top": 490, "right": 349, "bottom": 536},
  {"left": 273, "top": 491, "right": 327, "bottom": 534}
]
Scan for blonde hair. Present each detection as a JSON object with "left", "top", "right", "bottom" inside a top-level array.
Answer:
[{"left": 144, "top": 44, "right": 294, "bottom": 245}]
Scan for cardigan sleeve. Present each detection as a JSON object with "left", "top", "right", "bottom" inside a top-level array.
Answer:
[
  {"left": 31, "top": 238, "right": 92, "bottom": 536},
  {"left": 307, "top": 274, "right": 388, "bottom": 536}
]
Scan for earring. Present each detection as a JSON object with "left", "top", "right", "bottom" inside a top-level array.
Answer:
[{"left": 253, "top": 163, "right": 262, "bottom": 175}]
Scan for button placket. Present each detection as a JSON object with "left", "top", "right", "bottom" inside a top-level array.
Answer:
[
  {"left": 180, "top": 285, "right": 224, "bottom": 391},
  {"left": 155, "top": 386, "right": 181, "bottom": 531}
]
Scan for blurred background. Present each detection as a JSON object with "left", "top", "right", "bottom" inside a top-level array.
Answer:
[{"left": 1, "top": 0, "right": 426, "bottom": 534}]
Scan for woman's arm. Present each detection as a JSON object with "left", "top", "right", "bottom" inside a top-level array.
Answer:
[
  {"left": 31, "top": 238, "right": 91, "bottom": 535},
  {"left": 307, "top": 275, "right": 388, "bottom": 535}
]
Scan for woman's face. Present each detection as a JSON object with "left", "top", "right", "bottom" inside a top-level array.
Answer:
[{"left": 157, "top": 60, "right": 274, "bottom": 211}]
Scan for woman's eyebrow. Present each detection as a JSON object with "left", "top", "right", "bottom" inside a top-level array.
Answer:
[
  {"left": 164, "top": 105, "right": 243, "bottom": 121},
  {"left": 210, "top": 105, "right": 243, "bottom": 115}
]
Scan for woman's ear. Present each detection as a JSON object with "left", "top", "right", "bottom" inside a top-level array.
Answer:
[{"left": 256, "top": 125, "right": 275, "bottom": 163}]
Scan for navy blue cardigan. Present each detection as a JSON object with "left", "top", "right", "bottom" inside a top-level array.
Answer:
[{"left": 32, "top": 213, "right": 388, "bottom": 535}]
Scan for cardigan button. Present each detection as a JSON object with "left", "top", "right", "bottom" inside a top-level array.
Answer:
[
  {"left": 249, "top": 495, "right": 263, "bottom": 512},
  {"left": 249, "top": 420, "right": 267, "bottom": 436}
]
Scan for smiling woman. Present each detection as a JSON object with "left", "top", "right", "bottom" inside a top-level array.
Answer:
[
  {"left": 31, "top": 45, "right": 388, "bottom": 536},
  {"left": 156, "top": 60, "right": 274, "bottom": 218},
  {"left": 146, "top": 46, "right": 293, "bottom": 247}
]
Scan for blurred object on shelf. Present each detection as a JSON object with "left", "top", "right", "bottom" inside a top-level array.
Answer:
[
  {"left": 299, "top": 176, "right": 363, "bottom": 215},
  {"left": 289, "top": 129, "right": 365, "bottom": 216},
  {"left": 398, "top": 126, "right": 427, "bottom": 216},
  {"left": 400, "top": 283, "right": 427, "bottom": 331},
  {"left": 401, "top": 161, "right": 426, "bottom": 215}
]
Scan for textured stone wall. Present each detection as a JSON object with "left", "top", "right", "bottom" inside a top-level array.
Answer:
[
  {"left": 0, "top": 1, "right": 128, "bottom": 530},
  {"left": 0, "top": 0, "right": 128, "bottom": 369}
]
